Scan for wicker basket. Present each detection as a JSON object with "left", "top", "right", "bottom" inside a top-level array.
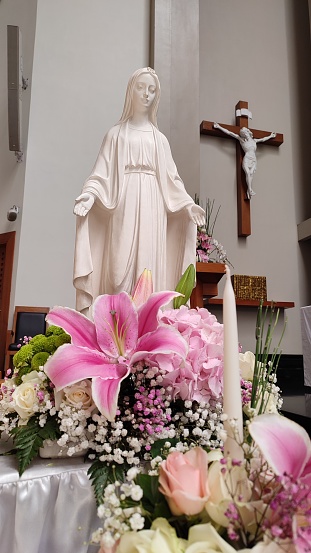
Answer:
[{"left": 231, "top": 274, "right": 267, "bottom": 302}]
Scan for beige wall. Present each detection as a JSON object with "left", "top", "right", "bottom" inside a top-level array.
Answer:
[
  {"left": 0, "top": 0, "right": 38, "bottom": 321},
  {"left": 1, "top": 0, "right": 310, "bottom": 355},
  {"left": 9, "top": 0, "right": 150, "bottom": 317},
  {"left": 199, "top": 0, "right": 311, "bottom": 353},
  {"left": 151, "top": 0, "right": 200, "bottom": 198}
]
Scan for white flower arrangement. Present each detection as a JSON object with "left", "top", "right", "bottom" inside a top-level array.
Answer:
[{"left": 195, "top": 196, "right": 232, "bottom": 266}]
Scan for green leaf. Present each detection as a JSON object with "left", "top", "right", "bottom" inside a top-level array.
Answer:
[
  {"left": 136, "top": 473, "right": 171, "bottom": 521},
  {"left": 174, "top": 264, "right": 195, "bottom": 308},
  {"left": 10, "top": 416, "right": 60, "bottom": 476},
  {"left": 251, "top": 302, "right": 286, "bottom": 413},
  {"left": 149, "top": 438, "right": 178, "bottom": 458},
  {"left": 87, "top": 460, "right": 127, "bottom": 506}
]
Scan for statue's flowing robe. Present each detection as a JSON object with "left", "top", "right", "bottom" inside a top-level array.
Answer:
[{"left": 74, "top": 121, "right": 196, "bottom": 315}]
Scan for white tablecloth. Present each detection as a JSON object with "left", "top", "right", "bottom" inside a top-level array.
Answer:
[{"left": 0, "top": 438, "right": 100, "bottom": 553}]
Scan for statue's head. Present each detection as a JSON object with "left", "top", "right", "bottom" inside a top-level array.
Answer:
[
  {"left": 119, "top": 67, "right": 161, "bottom": 127},
  {"left": 240, "top": 127, "right": 253, "bottom": 139}
]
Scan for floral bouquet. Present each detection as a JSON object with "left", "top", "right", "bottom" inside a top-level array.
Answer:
[
  {"left": 0, "top": 268, "right": 225, "bottom": 474},
  {"left": 195, "top": 196, "right": 232, "bottom": 266},
  {"left": 92, "top": 411, "right": 311, "bottom": 553},
  {"left": 0, "top": 270, "right": 309, "bottom": 553},
  {"left": 0, "top": 325, "right": 100, "bottom": 472},
  {"left": 89, "top": 303, "right": 310, "bottom": 553}
]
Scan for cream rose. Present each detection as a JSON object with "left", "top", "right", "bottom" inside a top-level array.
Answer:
[
  {"left": 185, "top": 522, "right": 238, "bottom": 553},
  {"left": 205, "top": 460, "right": 264, "bottom": 534},
  {"left": 184, "top": 523, "right": 288, "bottom": 553},
  {"left": 12, "top": 370, "right": 42, "bottom": 419},
  {"left": 159, "top": 447, "right": 210, "bottom": 516},
  {"left": 58, "top": 379, "right": 95, "bottom": 412},
  {"left": 239, "top": 351, "right": 255, "bottom": 381},
  {"left": 117, "top": 518, "right": 186, "bottom": 553}
]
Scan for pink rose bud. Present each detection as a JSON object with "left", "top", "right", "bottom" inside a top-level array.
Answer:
[{"left": 158, "top": 447, "right": 210, "bottom": 516}]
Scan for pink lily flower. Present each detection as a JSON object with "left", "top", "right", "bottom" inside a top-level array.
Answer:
[
  {"left": 249, "top": 413, "right": 311, "bottom": 486},
  {"left": 44, "top": 291, "right": 187, "bottom": 421},
  {"left": 249, "top": 413, "right": 311, "bottom": 553},
  {"left": 131, "top": 269, "right": 153, "bottom": 308}
]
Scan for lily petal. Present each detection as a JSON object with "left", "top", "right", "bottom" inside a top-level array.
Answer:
[
  {"left": 131, "top": 326, "right": 187, "bottom": 365},
  {"left": 44, "top": 343, "right": 125, "bottom": 390},
  {"left": 46, "top": 306, "right": 99, "bottom": 349},
  {"left": 293, "top": 513, "right": 311, "bottom": 553},
  {"left": 92, "top": 369, "right": 129, "bottom": 421},
  {"left": 93, "top": 293, "right": 138, "bottom": 358},
  {"left": 249, "top": 413, "right": 311, "bottom": 480},
  {"left": 138, "top": 291, "right": 182, "bottom": 337},
  {"left": 131, "top": 269, "right": 153, "bottom": 307}
]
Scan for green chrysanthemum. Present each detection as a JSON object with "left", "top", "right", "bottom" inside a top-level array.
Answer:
[
  {"left": 14, "top": 365, "right": 35, "bottom": 386},
  {"left": 46, "top": 325, "right": 65, "bottom": 336},
  {"left": 54, "top": 333, "right": 71, "bottom": 348},
  {"left": 13, "top": 344, "right": 34, "bottom": 367},
  {"left": 31, "top": 351, "right": 50, "bottom": 370},
  {"left": 45, "top": 335, "right": 61, "bottom": 354},
  {"left": 29, "top": 335, "right": 49, "bottom": 354}
]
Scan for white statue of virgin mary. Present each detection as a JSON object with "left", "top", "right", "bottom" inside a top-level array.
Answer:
[{"left": 73, "top": 67, "right": 205, "bottom": 316}]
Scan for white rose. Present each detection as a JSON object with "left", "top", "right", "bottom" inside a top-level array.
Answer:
[
  {"left": 239, "top": 351, "right": 255, "bottom": 381},
  {"left": 185, "top": 522, "right": 236, "bottom": 553},
  {"left": 205, "top": 460, "right": 264, "bottom": 534},
  {"left": 185, "top": 523, "right": 289, "bottom": 553},
  {"left": 117, "top": 518, "right": 186, "bottom": 553},
  {"left": 247, "top": 539, "right": 294, "bottom": 553},
  {"left": 58, "top": 380, "right": 95, "bottom": 412},
  {"left": 12, "top": 370, "right": 42, "bottom": 419}
]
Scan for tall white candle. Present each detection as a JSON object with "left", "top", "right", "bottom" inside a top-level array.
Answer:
[{"left": 223, "top": 265, "right": 244, "bottom": 460}]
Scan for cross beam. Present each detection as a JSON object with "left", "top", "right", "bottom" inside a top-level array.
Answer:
[{"left": 200, "top": 101, "right": 283, "bottom": 237}]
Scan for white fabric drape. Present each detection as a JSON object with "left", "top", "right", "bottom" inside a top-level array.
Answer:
[{"left": 0, "top": 455, "right": 99, "bottom": 553}]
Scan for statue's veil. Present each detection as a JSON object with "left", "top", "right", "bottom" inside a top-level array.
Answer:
[{"left": 118, "top": 67, "right": 161, "bottom": 128}]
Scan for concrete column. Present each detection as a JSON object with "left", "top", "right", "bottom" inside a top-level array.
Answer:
[{"left": 150, "top": 0, "right": 200, "bottom": 199}]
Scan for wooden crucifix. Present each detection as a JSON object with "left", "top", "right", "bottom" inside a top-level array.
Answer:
[{"left": 200, "top": 101, "right": 283, "bottom": 237}]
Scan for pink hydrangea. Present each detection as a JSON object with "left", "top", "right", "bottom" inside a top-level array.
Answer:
[{"left": 158, "top": 306, "right": 224, "bottom": 403}]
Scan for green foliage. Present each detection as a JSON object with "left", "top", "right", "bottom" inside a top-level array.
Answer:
[
  {"left": 194, "top": 195, "right": 220, "bottom": 235},
  {"left": 9, "top": 416, "right": 60, "bottom": 476},
  {"left": 251, "top": 302, "right": 286, "bottom": 414},
  {"left": 14, "top": 365, "right": 35, "bottom": 386},
  {"left": 88, "top": 460, "right": 128, "bottom": 506},
  {"left": 173, "top": 264, "right": 195, "bottom": 309},
  {"left": 13, "top": 326, "right": 71, "bottom": 375},
  {"left": 148, "top": 438, "right": 178, "bottom": 459},
  {"left": 136, "top": 473, "right": 171, "bottom": 524}
]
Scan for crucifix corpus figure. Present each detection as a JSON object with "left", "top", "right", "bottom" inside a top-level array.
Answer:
[
  {"left": 200, "top": 101, "right": 283, "bottom": 237},
  {"left": 213, "top": 123, "right": 276, "bottom": 200}
]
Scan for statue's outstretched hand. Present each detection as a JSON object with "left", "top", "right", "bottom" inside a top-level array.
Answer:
[
  {"left": 187, "top": 204, "right": 205, "bottom": 227},
  {"left": 73, "top": 193, "right": 95, "bottom": 217}
]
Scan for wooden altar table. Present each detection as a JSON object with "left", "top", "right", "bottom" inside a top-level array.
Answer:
[{"left": 190, "top": 262, "right": 226, "bottom": 308}]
